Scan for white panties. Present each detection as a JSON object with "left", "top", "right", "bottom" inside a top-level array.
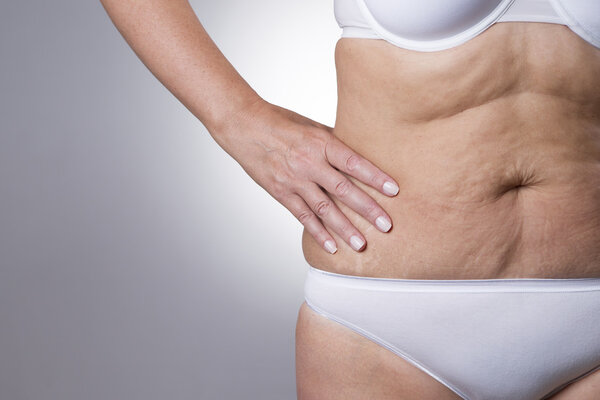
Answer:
[{"left": 304, "top": 265, "right": 600, "bottom": 400}]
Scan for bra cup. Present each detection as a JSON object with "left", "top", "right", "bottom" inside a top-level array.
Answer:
[
  {"left": 550, "top": 0, "right": 600, "bottom": 47},
  {"left": 361, "top": 0, "right": 506, "bottom": 41},
  {"left": 335, "top": 0, "right": 600, "bottom": 51}
]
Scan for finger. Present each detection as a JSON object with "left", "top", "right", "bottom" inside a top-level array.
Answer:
[
  {"left": 282, "top": 193, "right": 338, "bottom": 255},
  {"left": 316, "top": 167, "right": 393, "bottom": 233},
  {"left": 324, "top": 138, "right": 400, "bottom": 197},
  {"left": 295, "top": 183, "right": 367, "bottom": 252}
]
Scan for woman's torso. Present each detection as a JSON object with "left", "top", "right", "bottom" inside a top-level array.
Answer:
[{"left": 302, "top": 22, "right": 600, "bottom": 280}]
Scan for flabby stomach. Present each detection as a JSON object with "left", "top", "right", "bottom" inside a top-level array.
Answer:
[
  {"left": 302, "top": 28, "right": 600, "bottom": 279},
  {"left": 301, "top": 114, "right": 600, "bottom": 279}
]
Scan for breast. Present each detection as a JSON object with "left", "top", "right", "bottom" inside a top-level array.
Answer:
[
  {"left": 335, "top": 0, "right": 600, "bottom": 52},
  {"left": 301, "top": 22, "right": 600, "bottom": 279},
  {"left": 360, "top": 0, "right": 508, "bottom": 41}
]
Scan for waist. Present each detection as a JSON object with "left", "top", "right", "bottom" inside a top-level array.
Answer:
[{"left": 301, "top": 25, "right": 600, "bottom": 280}]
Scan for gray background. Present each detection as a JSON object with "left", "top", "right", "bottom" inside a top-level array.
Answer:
[{"left": 0, "top": 1, "right": 339, "bottom": 399}]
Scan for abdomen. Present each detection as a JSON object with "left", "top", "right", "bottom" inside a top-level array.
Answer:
[{"left": 302, "top": 22, "right": 600, "bottom": 279}]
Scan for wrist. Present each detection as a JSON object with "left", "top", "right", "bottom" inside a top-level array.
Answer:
[{"left": 206, "top": 93, "right": 270, "bottom": 150}]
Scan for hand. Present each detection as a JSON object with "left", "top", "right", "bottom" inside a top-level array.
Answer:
[{"left": 215, "top": 98, "right": 400, "bottom": 254}]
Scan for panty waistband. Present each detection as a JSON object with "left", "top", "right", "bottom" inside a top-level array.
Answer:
[{"left": 307, "top": 266, "right": 600, "bottom": 293}]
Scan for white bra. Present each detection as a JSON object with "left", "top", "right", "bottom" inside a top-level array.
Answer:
[{"left": 334, "top": 0, "right": 600, "bottom": 51}]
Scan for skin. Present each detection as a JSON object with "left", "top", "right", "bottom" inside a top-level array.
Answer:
[
  {"left": 98, "top": 2, "right": 600, "bottom": 398},
  {"left": 299, "top": 22, "right": 600, "bottom": 398},
  {"left": 99, "top": 0, "right": 400, "bottom": 256}
]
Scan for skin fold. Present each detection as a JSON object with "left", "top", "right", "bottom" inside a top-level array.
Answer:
[{"left": 303, "top": 23, "right": 600, "bottom": 281}]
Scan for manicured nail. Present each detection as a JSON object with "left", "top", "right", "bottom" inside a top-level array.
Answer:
[
  {"left": 375, "top": 216, "right": 392, "bottom": 232},
  {"left": 324, "top": 240, "right": 337, "bottom": 254},
  {"left": 383, "top": 181, "right": 399, "bottom": 196},
  {"left": 350, "top": 235, "right": 365, "bottom": 251}
]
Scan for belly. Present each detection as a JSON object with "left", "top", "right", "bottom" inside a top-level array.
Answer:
[{"left": 302, "top": 22, "right": 600, "bottom": 279}]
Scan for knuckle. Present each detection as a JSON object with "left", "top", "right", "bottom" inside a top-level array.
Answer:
[
  {"left": 297, "top": 209, "right": 314, "bottom": 225},
  {"left": 289, "top": 143, "right": 309, "bottom": 163},
  {"left": 334, "top": 178, "right": 352, "bottom": 198},
  {"left": 287, "top": 143, "right": 316, "bottom": 175},
  {"left": 272, "top": 167, "right": 297, "bottom": 189},
  {"left": 309, "top": 127, "right": 331, "bottom": 145},
  {"left": 271, "top": 183, "right": 288, "bottom": 201},
  {"left": 369, "top": 172, "right": 382, "bottom": 185},
  {"left": 313, "top": 199, "right": 332, "bottom": 217},
  {"left": 345, "top": 154, "right": 361, "bottom": 171},
  {"left": 311, "top": 230, "right": 327, "bottom": 244},
  {"left": 339, "top": 223, "right": 355, "bottom": 238},
  {"left": 309, "top": 135, "right": 329, "bottom": 161},
  {"left": 363, "top": 200, "right": 380, "bottom": 219}
]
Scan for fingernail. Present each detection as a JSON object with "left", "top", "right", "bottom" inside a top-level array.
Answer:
[
  {"left": 324, "top": 240, "right": 337, "bottom": 254},
  {"left": 350, "top": 235, "right": 365, "bottom": 251},
  {"left": 383, "top": 181, "right": 399, "bottom": 196},
  {"left": 375, "top": 216, "right": 392, "bottom": 232}
]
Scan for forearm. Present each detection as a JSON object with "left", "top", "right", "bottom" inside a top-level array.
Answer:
[{"left": 99, "top": 0, "right": 262, "bottom": 142}]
